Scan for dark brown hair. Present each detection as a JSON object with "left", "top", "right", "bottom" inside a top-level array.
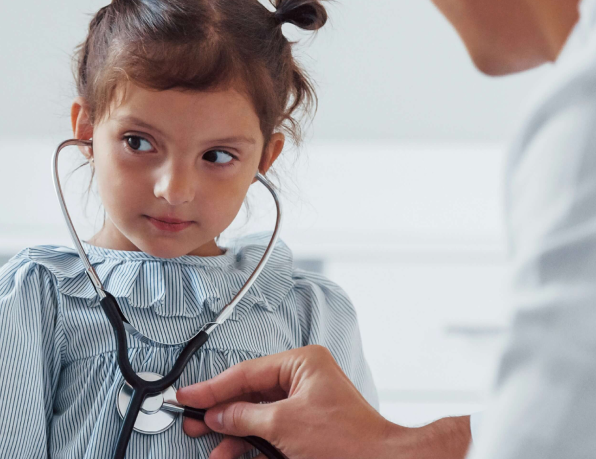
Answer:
[{"left": 72, "top": 0, "right": 328, "bottom": 146}]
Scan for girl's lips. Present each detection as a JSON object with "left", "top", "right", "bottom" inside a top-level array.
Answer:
[{"left": 147, "top": 216, "right": 193, "bottom": 232}]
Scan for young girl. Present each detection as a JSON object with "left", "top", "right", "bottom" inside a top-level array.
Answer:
[{"left": 0, "top": 0, "right": 378, "bottom": 458}]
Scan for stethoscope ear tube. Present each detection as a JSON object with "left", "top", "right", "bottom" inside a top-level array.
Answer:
[{"left": 52, "top": 139, "right": 106, "bottom": 297}]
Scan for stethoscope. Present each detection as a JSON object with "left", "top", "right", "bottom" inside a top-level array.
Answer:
[{"left": 52, "top": 139, "right": 285, "bottom": 459}]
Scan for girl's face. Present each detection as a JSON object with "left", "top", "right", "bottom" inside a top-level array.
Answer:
[{"left": 71, "top": 83, "right": 284, "bottom": 258}]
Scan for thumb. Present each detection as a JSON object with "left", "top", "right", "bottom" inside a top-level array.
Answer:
[{"left": 204, "top": 401, "right": 275, "bottom": 439}]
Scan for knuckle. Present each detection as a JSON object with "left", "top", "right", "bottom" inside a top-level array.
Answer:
[
  {"left": 261, "top": 405, "right": 282, "bottom": 441},
  {"left": 307, "top": 344, "right": 333, "bottom": 362},
  {"left": 267, "top": 404, "right": 281, "bottom": 426},
  {"left": 227, "top": 403, "right": 245, "bottom": 433}
]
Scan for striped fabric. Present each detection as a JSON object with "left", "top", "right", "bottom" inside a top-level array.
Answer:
[{"left": 0, "top": 234, "right": 378, "bottom": 458}]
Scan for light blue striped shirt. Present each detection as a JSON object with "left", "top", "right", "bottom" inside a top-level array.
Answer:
[{"left": 0, "top": 234, "right": 378, "bottom": 458}]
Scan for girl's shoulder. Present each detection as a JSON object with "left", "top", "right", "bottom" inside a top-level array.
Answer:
[
  {"left": 1, "top": 244, "right": 72, "bottom": 279},
  {"left": 0, "top": 244, "right": 86, "bottom": 295},
  {"left": 287, "top": 267, "right": 358, "bottom": 324},
  {"left": 231, "top": 232, "right": 354, "bottom": 307},
  {"left": 0, "top": 245, "right": 72, "bottom": 314}
]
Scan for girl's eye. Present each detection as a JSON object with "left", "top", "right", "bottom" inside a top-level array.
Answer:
[
  {"left": 125, "top": 135, "right": 153, "bottom": 152},
  {"left": 202, "top": 150, "right": 235, "bottom": 164}
]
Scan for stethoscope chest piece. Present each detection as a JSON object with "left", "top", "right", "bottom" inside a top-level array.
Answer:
[{"left": 117, "top": 372, "right": 179, "bottom": 435}]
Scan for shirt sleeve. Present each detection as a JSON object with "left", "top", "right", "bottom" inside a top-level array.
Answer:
[
  {"left": 470, "top": 412, "right": 483, "bottom": 443},
  {"left": 291, "top": 269, "right": 379, "bottom": 410},
  {"left": 0, "top": 255, "right": 63, "bottom": 458},
  {"left": 467, "top": 92, "right": 596, "bottom": 457}
]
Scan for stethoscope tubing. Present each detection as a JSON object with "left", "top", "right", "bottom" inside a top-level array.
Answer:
[
  {"left": 53, "top": 139, "right": 286, "bottom": 459},
  {"left": 101, "top": 291, "right": 212, "bottom": 457}
]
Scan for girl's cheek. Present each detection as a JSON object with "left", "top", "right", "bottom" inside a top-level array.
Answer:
[
  {"left": 197, "top": 174, "right": 245, "bottom": 202},
  {"left": 98, "top": 166, "right": 148, "bottom": 209},
  {"left": 210, "top": 183, "right": 249, "bottom": 219}
]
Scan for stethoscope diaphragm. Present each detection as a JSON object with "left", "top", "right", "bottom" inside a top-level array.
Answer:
[{"left": 117, "top": 372, "right": 180, "bottom": 434}]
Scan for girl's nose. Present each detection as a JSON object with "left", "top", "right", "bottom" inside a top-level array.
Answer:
[{"left": 153, "top": 162, "right": 196, "bottom": 206}]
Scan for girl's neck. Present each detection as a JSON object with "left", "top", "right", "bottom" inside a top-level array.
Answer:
[
  {"left": 88, "top": 225, "right": 141, "bottom": 252},
  {"left": 88, "top": 221, "right": 224, "bottom": 257}
]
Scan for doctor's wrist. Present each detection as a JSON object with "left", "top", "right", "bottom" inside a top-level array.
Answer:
[{"left": 381, "top": 415, "right": 472, "bottom": 459}]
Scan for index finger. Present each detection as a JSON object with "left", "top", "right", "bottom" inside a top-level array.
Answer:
[{"left": 177, "top": 348, "right": 303, "bottom": 409}]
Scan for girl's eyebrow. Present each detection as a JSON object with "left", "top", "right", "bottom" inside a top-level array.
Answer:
[
  {"left": 113, "top": 115, "right": 257, "bottom": 146},
  {"left": 209, "top": 136, "right": 257, "bottom": 146},
  {"left": 114, "top": 115, "right": 170, "bottom": 140}
]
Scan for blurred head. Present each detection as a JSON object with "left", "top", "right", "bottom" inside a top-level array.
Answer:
[
  {"left": 70, "top": 0, "right": 328, "bottom": 257},
  {"left": 431, "top": 0, "right": 580, "bottom": 75}
]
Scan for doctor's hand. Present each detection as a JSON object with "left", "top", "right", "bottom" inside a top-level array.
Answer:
[{"left": 177, "top": 345, "right": 471, "bottom": 459}]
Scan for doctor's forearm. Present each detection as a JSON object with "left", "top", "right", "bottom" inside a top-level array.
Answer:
[{"left": 382, "top": 415, "right": 472, "bottom": 459}]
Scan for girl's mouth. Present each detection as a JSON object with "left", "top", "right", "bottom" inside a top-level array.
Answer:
[{"left": 146, "top": 216, "right": 194, "bottom": 232}]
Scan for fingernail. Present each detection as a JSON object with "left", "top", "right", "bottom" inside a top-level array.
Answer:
[{"left": 214, "top": 410, "right": 224, "bottom": 429}]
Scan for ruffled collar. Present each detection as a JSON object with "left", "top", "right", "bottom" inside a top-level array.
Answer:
[{"left": 23, "top": 234, "right": 295, "bottom": 344}]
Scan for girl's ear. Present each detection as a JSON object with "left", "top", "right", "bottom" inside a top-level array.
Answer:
[
  {"left": 259, "top": 132, "right": 285, "bottom": 174},
  {"left": 71, "top": 97, "right": 94, "bottom": 160}
]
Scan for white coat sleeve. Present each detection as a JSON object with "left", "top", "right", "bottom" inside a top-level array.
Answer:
[{"left": 467, "top": 93, "right": 596, "bottom": 458}]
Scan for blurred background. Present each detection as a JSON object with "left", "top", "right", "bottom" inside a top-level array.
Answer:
[{"left": 0, "top": 0, "right": 550, "bottom": 427}]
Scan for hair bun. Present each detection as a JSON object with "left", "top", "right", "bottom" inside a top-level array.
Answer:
[{"left": 274, "top": 0, "right": 328, "bottom": 31}]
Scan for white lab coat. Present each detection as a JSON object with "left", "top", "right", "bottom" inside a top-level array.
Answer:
[{"left": 468, "top": 0, "right": 596, "bottom": 457}]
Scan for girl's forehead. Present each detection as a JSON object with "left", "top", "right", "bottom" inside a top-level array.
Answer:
[
  {"left": 111, "top": 81, "right": 255, "bottom": 116},
  {"left": 101, "top": 81, "right": 263, "bottom": 140}
]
